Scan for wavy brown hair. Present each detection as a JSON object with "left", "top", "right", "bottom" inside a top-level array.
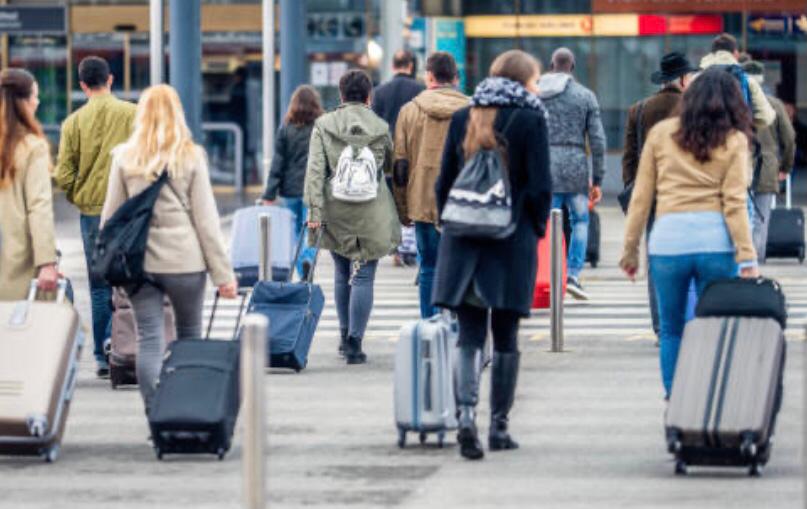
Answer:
[
  {"left": 463, "top": 50, "right": 540, "bottom": 158},
  {"left": 284, "top": 85, "right": 324, "bottom": 127},
  {"left": 0, "top": 69, "right": 44, "bottom": 187},
  {"left": 673, "top": 67, "right": 753, "bottom": 163}
]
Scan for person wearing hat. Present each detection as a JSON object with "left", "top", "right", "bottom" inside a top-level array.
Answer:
[
  {"left": 741, "top": 60, "right": 796, "bottom": 262},
  {"left": 621, "top": 51, "right": 698, "bottom": 341}
]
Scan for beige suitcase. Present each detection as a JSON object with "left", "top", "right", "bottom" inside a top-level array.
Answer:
[
  {"left": 0, "top": 280, "right": 83, "bottom": 462},
  {"left": 108, "top": 288, "right": 175, "bottom": 389}
]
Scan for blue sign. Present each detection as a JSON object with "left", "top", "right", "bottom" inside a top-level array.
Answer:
[
  {"left": 748, "top": 15, "right": 807, "bottom": 36},
  {"left": 0, "top": 6, "right": 66, "bottom": 34},
  {"left": 430, "top": 18, "right": 467, "bottom": 91}
]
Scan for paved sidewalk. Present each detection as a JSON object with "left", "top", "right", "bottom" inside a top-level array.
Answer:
[{"left": 1, "top": 205, "right": 803, "bottom": 508}]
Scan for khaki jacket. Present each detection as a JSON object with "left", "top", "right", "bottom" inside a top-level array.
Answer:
[
  {"left": 0, "top": 135, "right": 58, "bottom": 300},
  {"left": 100, "top": 147, "right": 234, "bottom": 286},
  {"left": 303, "top": 103, "right": 401, "bottom": 261},
  {"left": 393, "top": 87, "right": 468, "bottom": 224},
  {"left": 54, "top": 94, "right": 136, "bottom": 216},
  {"left": 621, "top": 118, "right": 755, "bottom": 270},
  {"left": 753, "top": 96, "right": 796, "bottom": 194}
]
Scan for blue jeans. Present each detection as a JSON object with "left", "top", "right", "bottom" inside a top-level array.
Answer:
[
  {"left": 280, "top": 197, "right": 317, "bottom": 278},
  {"left": 80, "top": 214, "right": 113, "bottom": 365},
  {"left": 415, "top": 222, "right": 440, "bottom": 318},
  {"left": 551, "top": 193, "right": 589, "bottom": 278},
  {"left": 649, "top": 252, "right": 737, "bottom": 397},
  {"left": 331, "top": 253, "right": 378, "bottom": 339}
]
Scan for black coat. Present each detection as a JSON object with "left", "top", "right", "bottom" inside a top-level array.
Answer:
[
  {"left": 432, "top": 106, "right": 552, "bottom": 317},
  {"left": 371, "top": 74, "right": 425, "bottom": 135},
  {"left": 262, "top": 123, "right": 314, "bottom": 200}
]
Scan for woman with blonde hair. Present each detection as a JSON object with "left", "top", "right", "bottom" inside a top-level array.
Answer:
[
  {"left": 101, "top": 84, "right": 236, "bottom": 410},
  {"left": 433, "top": 50, "right": 552, "bottom": 460},
  {"left": 0, "top": 68, "right": 59, "bottom": 300}
]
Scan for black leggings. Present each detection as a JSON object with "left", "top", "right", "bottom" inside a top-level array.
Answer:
[{"left": 456, "top": 305, "right": 521, "bottom": 353}]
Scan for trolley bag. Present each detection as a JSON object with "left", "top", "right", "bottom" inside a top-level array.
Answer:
[
  {"left": 394, "top": 313, "right": 458, "bottom": 448},
  {"left": 0, "top": 280, "right": 83, "bottom": 463},
  {"left": 245, "top": 226, "right": 324, "bottom": 371},
  {"left": 695, "top": 277, "right": 787, "bottom": 330},
  {"left": 665, "top": 316, "right": 785, "bottom": 476},
  {"left": 108, "top": 288, "right": 176, "bottom": 389},
  {"left": 562, "top": 203, "right": 600, "bottom": 268},
  {"left": 230, "top": 204, "right": 296, "bottom": 287},
  {"left": 533, "top": 217, "right": 566, "bottom": 309},
  {"left": 765, "top": 175, "right": 805, "bottom": 263}
]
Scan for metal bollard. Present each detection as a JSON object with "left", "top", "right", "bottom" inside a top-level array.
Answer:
[
  {"left": 242, "top": 314, "right": 268, "bottom": 509},
  {"left": 550, "top": 208, "right": 564, "bottom": 353},
  {"left": 259, "top": 214, "right": 271, "bottom": 282}
]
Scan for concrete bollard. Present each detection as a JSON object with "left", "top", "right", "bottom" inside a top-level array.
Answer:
[
  {"left": 241, "top": 314, "right": 268, "bottom": 509},
  {"left": 550, "top": 208, "right": 564, "bottom": 353}
]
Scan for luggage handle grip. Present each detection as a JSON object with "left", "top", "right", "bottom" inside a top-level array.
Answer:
[
  {"left": 26, "top": 278, "right": 69, "bottom": 304},
  {"left": 205, "top": 288, "right": 250, "bottom": 341}
]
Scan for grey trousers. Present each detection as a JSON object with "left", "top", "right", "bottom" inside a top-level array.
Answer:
[
  {"left": 752, "top": 192, "right": 775, "bottom": 262},
  {"left": 127, "top": 272, "right": 207, "bottom": 411}
]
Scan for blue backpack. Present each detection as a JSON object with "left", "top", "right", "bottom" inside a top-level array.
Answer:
[{"left": 719, "top": 64, "right": 752, "bottom": 108}]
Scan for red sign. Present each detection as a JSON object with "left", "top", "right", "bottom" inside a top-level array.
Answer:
[
  {"left": 594, "top": 0, "right": 806, "bottom": 14},
  {"left": 638, "top": 15, "right": 667, "bottom": 35},
  {"left": 638, "top": 14, "right": 724, "bottom": 35}
]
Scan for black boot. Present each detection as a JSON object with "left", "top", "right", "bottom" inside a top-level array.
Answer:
[
  {"left": 489, "top": 352, "right": 520, "bottom": 451},
  {"left": 338, "top": 328, "right": 348, "bottom": 357},
  {"left": 345, "top": 335, "right": 367, "bottom": 365},
  {"left": 456, "top": 346, "right": 484, "bottom": 460}
]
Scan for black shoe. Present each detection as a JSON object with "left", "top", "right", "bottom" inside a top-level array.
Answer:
[
  {"left": 566, "top": 276, "right": 590, "bottom": 301},
  {"left": 345, "top": 335, "right": 367, "bottom": 365},
  {"left": 456, "top": 346, "right": 484, "bottom": 460},
  {"left": 96, "top": 366, "right": 110, "bottom": 379},
  {"left": 338, "top": 328, "right": 348, "bottom": 358},
  {"left": 489, "top": 352, "right": 520, "bottom": 451}
]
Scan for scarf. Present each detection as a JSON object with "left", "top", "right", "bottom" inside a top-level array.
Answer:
[{"left": 470, "top": 77, "right": 546, "bottom": 117}]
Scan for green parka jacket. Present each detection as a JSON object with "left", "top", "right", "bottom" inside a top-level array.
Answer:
[{"left": 303, "top": 103, "right": 401, "bottom": 261}]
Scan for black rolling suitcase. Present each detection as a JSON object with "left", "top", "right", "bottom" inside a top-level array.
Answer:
[
  {"left": 148, "top": 293, "right": 246, "bottom": 461},
  {"left": 765, "top": 175, "right": 805, "bottom": 263},
  {"left": 563, "top": 205, "right": 601, "bottom": 268}
]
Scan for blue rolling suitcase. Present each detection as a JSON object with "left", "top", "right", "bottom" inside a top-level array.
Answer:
[{"left": 245, "top": 227, "right": 324, "bottom": 372}]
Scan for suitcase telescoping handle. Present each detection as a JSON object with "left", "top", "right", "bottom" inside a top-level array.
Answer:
[
  {"left": 289, "top": 224, "right": 324, "bottom": 284},
  {"left": 205, "top": 288, "right": 250, "bottom": 341},
  {"left": 772, "top": 173, "right": 792, "bottom": 210},
  {"left": 26, "top": 278, "right": 70, "bottom": 304}
]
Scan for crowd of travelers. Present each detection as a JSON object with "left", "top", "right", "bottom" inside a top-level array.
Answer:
[{"left": 0, "top": 31, "right": 799, "bottom": 462}]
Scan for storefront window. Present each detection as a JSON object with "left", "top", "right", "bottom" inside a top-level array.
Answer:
[{"left": 9, "top": 35, "right": 68, "bottom": 128}]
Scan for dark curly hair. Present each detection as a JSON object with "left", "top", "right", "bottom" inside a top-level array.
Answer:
[{"left": 673, "top": 67, "right": 753, "bottom": 163}]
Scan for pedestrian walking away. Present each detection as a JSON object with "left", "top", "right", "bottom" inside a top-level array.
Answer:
[
  {"left": 372, "top": 50, "right": 425, "bottom": 135},
  {"left": 393, "top": 51, "right": 468, "bottom": 318},
  {"left": 262, "top": 84, "right": 324, "bottom": 279},
  {"left": 304, "top": 69, "right": 401, "bottom": 365},
  {"left": 100, "top": 84, "right": 237, "bottom": 414},
  {"left": 741, "top": 60, "right": 796, "bottom": 263},
  {"left": 433, "top": 49, "right": 552, "bottom": 460},
  {"left": 538, "top": 48, "right": 606, "bottom": 301},
  {"left": 0, "top": 68, "right": 59, "bottom": 301},
  {"left": 620, "top": 68, "right": 759, "bottom": 399},
  {"left": 54, "top": 56, "right": 136, "bottom": 378},
  {"left": 621, "top": 52, "right": 698, "bottom": 340}
]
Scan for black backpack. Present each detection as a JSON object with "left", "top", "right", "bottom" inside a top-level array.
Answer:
[{"left": 91, "top": 171, "right": 169, "bottom": 291}]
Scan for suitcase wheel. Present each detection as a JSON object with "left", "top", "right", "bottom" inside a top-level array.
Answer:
[
  {"left": 43, "top": 445, "right": 59, "bottom": 463},
  {"left": 397, "top": 428, "right": 406, "bottom": 449},
  {"left": 749, "top": 463, "right": 763, "bottom": 477},
  {"left": 419, "top": 432, "right": 427, "bottom": 445},
  {"left": 217, "top": 447, "right": 227, "bottom": 461},
  {"left": 155, "top": 448, "right": 163, "bottom": 461},
  {"left": 674, "top": 460, "right": 687, "bottom": 476},
  {"left": 437, "top": 432, "right": 445, "bottom": 449}
]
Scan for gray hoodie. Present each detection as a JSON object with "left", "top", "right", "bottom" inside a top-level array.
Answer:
[{"left": 538, "top": 72, "right": 606, "bottom": 194}]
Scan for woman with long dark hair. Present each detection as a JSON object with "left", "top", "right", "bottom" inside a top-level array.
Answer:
[
  {"left": 0, "top": 69, "right": 59, "bottom": 300},
  {"left": 262, "top": 85, "right": 324, "bottom": 278},
  {"left": 621, "top": 67, "right": 759, "bottom": 399},
  {"left": 433, "top": 50, "right": 552, "bottom": 460}
]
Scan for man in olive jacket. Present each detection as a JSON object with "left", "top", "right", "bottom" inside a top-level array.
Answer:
[
  {"left": 393, "top": 52, "right": 468, "bottom": 318},
  {"left": 54, "top": 56, "right": 136, "bottom": 378},
  {"left": 743, "top": 60, "right": 796, "bottom": 262},
  {"left": 304, "top": 70, "right": 401, "bottom": 364}
]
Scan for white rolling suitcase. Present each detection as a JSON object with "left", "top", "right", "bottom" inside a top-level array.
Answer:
[
  {"left": 394, "top": 313, "right": 458, "bottom": 448},
  {"left": 230, "top": 205, "right": 296, "bottom": 286}
]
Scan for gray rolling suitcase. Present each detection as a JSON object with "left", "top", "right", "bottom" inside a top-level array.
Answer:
[
  {"left": 0, "top": 280, "right": 83, "bottom": 462},
  {"left": 394, "top": 314, "right": 458, "bottom": 448},
  {"left": 665, "top": 316, "right": 785, "bottom": 476}
]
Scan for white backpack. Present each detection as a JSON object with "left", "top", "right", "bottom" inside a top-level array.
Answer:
[{"left": 331, "top": 145, "right": 378, "bottom": 203}]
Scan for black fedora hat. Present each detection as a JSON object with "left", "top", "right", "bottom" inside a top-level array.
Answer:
[{"left": 651, "top": 52, "right": 699, "bottom": 85}]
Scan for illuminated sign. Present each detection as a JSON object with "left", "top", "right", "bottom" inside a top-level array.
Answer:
[
  {"left": 593, "top": 0, "right": 806, "bottom": 13},
  {"left": 464, "top": 15, "right": 723, "bottom": 38}
]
